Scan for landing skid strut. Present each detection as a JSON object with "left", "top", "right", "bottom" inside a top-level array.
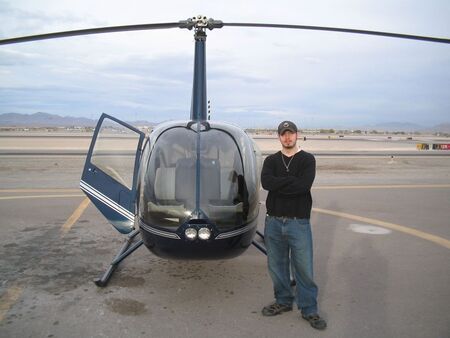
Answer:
[
  {"left": 251, "top": 230, "right": 267, "bottom": 255},
  {"left": 94, "top": 229, "right": 144, "bottom": 287},
  {"left": 252, "top": 229, "right": 296, "bottom": 286}
]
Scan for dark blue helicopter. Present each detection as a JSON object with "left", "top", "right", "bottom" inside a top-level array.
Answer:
[
  {"left": 1, "top": 15, "right": 448, "bottom": 286},
  {"left": 79, "top": 18, "right": 265, "bottom": 286}
]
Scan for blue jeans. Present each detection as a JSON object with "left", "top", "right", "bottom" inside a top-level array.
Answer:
[{"left": 264, "top": 216, "right": 318, "bottom": 315}]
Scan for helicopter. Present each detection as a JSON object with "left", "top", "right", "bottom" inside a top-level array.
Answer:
[{"left": 1, "top": 16, "right": 448, "bottom": 287}]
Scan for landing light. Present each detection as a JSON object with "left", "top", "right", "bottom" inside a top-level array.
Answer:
[
  {"left": 185, "top": 228, "right": 197, "bottom": 240},
  {"left": 198, "top": 227, "right": 211, "bottom": 240}
]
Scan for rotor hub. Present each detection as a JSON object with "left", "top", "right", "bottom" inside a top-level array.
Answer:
[{"left": 179, "top": 15, "right": 223, "bottom": 32}]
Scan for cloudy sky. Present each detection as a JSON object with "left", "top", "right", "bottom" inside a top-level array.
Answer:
[{"left": 0, "top": 0, "right": 449, "bottom": 128}]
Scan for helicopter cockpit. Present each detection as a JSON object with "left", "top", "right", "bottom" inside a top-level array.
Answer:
[{"left": 139, "top": 121, "right": 261, "bottom": 234}]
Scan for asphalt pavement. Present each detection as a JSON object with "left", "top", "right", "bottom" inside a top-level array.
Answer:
[{"left": 0, "top": 155, "right": 449, "bottom": 338}]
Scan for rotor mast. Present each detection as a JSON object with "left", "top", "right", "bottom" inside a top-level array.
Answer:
[
  {"left": 191, "top": 24, "right": 207, "bottom": 121},
  {"left": 180, "top": 16, "right": 223, "bottom": 121}
]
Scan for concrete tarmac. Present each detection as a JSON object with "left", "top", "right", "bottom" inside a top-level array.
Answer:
[{"left": 0, "top": 155, "right": 449, "bottom": 338}]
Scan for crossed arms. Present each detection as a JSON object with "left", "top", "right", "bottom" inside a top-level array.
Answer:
[{"left": 261, "top": 155, "right": 316, "bottom": 197}]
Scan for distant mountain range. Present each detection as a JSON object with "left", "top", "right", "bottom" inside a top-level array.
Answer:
[
  {"left": 0, "top": 112, "right": 154, "bottom": 128},
  {"left": 0, "top": 112, "right": 449, "bottom": 133},
  {"left": 428, "top": 123, "right": 450, "bottom": 133}
]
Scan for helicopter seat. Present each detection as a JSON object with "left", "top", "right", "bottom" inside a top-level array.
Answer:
[
  {"left": 148, "top": 167, "right": 186, "bottom": 218},
  {"left": 219, "top": 167, "right": 237, "bottom": 203},
  {"left": 200, "top": 159, "right": 221, "bottom": 202},
  {"left": 207, "top": 167, "right": 243, "bottom": 222},
  {"left": 175, "top": 158, "right": 221, "bottom": 208},
  {"left": 154, "top": 167, "right": 176, "bottom": 201},
  {"left": 175, "top": 158, "right": 196, "bottom": 207}
]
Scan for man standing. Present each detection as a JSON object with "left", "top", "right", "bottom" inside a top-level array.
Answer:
[{"left": 261, "top": 121, "right": 326, "bottom": 330}]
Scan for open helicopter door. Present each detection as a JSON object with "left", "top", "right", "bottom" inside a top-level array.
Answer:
[{"left": 80, "top": 113, "right": 145, "bottom": 234}]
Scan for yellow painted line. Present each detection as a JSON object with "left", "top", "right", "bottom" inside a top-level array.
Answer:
[
  {"left": 0, "top": 194, "right": 84, "bottom": 200},
  {"left": 0, "top": 188, "right": 79, "bottom": 193},
  {"left": 313, "top": 207, "right": 450, "bottom": 250},
  {"left": 61, "top": 197, "right": 91, "bottom": 235},
  {"left": 0, "top": 286, "right": 23, "bottom": 322},
  {"left": 313, "top": 184, "right": 450, "bottom": 190}
]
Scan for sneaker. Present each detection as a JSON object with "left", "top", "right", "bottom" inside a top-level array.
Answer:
[
  {"left": 301, "top": 313, "right": 327, "bottom": 330},
  {"left": 261, "top": 302, "right": 293, "bottom": 316}
]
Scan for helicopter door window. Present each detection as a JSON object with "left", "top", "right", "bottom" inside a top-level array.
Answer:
[{"left": 90, "top": 119, "right": 141, "bottom": 190}]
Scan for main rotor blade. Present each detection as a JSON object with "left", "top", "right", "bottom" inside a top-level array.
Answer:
[
  {"left": 0, "top": 22, "right": 181, "bottom": 45},
  {"left": 1, "top": 18, "right": 448, "bottom": 46},
  {"left": 222, "top": 22, "right": 450, "bottom": 44}
]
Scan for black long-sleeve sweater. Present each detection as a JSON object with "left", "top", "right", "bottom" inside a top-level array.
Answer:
[{"left": 261, "top": 150, "right": 315, "bottom": 219}]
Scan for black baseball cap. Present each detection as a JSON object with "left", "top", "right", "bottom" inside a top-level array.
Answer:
[{"left": 277, "top": 121, "right": 298, "bottom": 135}]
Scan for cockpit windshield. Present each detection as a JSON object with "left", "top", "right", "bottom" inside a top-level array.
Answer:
[{"left": 140, "top": 125, "right": 249, "bottom": 230}]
